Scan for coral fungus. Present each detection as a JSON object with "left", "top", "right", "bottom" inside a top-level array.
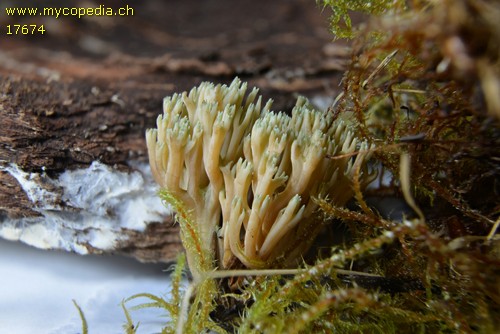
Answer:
[{"left": 146, "top": 78, "right": 373, "bottom": 278}]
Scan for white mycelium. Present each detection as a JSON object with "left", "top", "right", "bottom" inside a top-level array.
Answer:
[{"left": 0, "top": 161, "right": 172, "bottom": 254}]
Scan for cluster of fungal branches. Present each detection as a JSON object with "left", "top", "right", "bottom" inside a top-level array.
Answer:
[{"left": 146, "top": 78, "right": 374, "bottom": 280}]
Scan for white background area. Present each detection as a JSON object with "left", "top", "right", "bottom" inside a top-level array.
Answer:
[{"left": 0, "top": 239, "right": 176, "bottom": 334}]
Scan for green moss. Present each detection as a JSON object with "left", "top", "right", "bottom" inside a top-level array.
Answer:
[
  {"left": 318, "top": 0, "right": 407, "bottom": 39},
  {"left": 72, "top": 300, "right": 88, "bottom": 334}
]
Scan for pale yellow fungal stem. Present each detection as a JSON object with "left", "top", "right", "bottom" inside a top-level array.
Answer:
[{"left": 400, "top": 153, "right": 425, "bottom": 223}]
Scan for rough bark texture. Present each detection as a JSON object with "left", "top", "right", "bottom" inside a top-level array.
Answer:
[{"left": 0, "top": 0, "right": 347, "bottom": 262}]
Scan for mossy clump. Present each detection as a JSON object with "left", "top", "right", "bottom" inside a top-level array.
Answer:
[{"left": 124, "top": 1, "right": 500, "bottom": 333}]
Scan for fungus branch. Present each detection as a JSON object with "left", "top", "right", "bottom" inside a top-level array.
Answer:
[{"left": 146, "top": 78, "right": 374, "bottom": 279}]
